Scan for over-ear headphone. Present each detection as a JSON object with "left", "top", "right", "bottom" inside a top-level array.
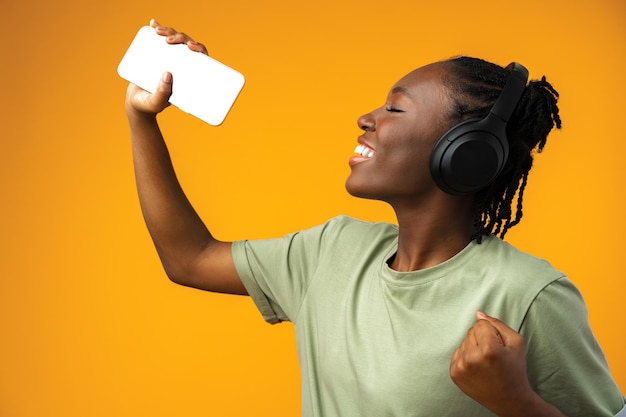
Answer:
[{"left": 430, "top": 62, "right": 529, "bottom": 195}]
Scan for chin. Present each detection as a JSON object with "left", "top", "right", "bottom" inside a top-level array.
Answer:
[{"left": 344, "top": 178, "right": 382, "bottom": 201}]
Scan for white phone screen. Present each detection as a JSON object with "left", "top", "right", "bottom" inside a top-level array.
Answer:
[{"left": 118, "top": 26, "right": 245, "bottom": 126}]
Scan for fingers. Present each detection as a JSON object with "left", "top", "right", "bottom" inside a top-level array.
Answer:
[
  {"left": 472, "top": 318, "right": 505, "bottom": 347},
  {"left": 450, "top": 311, "right": 531, "bottom": 413},
  {"left": 476, "top": 311, "right": 523, "bottom": 348},
  {"left": 450, "top": 319, "right": 513, "bottom": 388},
  {"left": 125, "top": 72, "right": 173, "bottom": 117},
  {"left": 149, "top": 18, "right": 209, "bottom": 55}
]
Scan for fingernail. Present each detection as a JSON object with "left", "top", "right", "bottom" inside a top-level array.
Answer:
[
  {"left": 476, "top": 311, "right": 488, "bottom": 320},
  {"left": 162, "top": 72, "right": 172, "bottom": 83}
]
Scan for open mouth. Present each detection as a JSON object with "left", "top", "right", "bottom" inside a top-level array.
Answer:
[{"left": 354, "top": 144, "right": 375, "bottom": 158}]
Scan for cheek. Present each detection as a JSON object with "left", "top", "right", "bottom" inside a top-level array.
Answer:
[
  {"left": 379, "top": 131, "right": 433, "bottom": 173},
  {"left": 386, "top": 150, "right": 431, "bottom": 186},
  {"left": 378, "top": 135, "right": 439, "bottom": 189}
]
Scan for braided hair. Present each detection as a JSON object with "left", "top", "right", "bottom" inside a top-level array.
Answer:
[{"left": 440, "top": 56, "right": 562, "bottom": 242}]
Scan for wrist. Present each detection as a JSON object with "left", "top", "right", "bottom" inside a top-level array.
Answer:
[
  {"left": 126, "top": 104, "right": 159, "bottom": 125},
  {"left": 497, "top": 391, "right": 565, "bottom": 417}
]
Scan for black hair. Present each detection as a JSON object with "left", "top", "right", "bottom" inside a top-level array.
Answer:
[{"left": 441, "top": 56, "right": 562, "bottom": 242}]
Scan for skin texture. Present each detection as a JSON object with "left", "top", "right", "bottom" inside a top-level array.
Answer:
[{"left": 125, "top": 19, "right": 568, "bottom": 416}]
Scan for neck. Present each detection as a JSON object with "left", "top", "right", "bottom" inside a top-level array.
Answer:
[{"left": 388, "top": 195, "right": 475, "bottom": 272}]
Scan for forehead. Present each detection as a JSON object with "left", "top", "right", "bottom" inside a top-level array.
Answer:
[{"left": 390, "top": 63, "right": 449, "bottom": 102}]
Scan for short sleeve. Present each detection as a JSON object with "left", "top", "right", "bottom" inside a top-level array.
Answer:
[
  {"left": 231, "top": 218, "right": 339, "bottom": 324},
  {"left": 520, "top": 277, "right": 624, "bottom": 416}
]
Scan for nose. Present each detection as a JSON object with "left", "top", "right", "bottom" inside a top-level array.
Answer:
[{"left": 358, "top": 112, "right": 375, "bottom": 132}]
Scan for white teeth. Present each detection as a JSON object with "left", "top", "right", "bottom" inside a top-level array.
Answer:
[{"left": 354, "top": 144, "right": 375, "bottom": 158}]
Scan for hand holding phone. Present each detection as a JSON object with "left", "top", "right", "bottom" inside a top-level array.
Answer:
[{"left": 118, "top": 24, "right": 245, "bottom": 126}]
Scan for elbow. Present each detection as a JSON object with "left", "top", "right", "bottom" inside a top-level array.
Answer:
[
  {"left": 160, "top": 258, "right": 195, "bottom": 287},
  {"left": 155, "top": 244, "right": 206, "bottom": 287},
  {"left": 160, "top": 258, "right": 212, "bottom": 291}
]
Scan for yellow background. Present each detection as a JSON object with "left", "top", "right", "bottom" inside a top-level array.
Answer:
[{"left": 1, "top": 0, "right": 624, "bottom": 415}]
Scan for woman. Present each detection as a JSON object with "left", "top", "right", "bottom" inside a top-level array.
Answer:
[{"left": 125, "top": 19, "right": 625, "bottom": 417}]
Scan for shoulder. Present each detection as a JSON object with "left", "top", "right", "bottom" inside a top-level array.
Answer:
[
  {"left": 480, "top": 234, "right": 566, "bottom": 288},
  {"left": 468, "top": 236, "right": 566, "bottom": 330},
  {"left": 301, "top": 215, "right": 398, "bottom": 246},
  {"left": 232, "top": 215, "right": 398, "bottom": 262},
  {"left": 326, "top": 215, "right": 398, "bottom": 235},
  {"left": 480, "top": 235, "right": 558, "bottom": 270}
]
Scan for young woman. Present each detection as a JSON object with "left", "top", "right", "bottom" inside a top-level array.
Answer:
[{"left": 125, "top": 19, "right": 625, "bottom": 417}]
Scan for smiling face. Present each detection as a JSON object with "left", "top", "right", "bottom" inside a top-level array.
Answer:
[{"left": 345, "top": 63, "right": 455, "bottom": 204}]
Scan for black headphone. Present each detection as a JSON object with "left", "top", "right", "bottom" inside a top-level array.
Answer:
[{"left": 429, "top": 62, "right": 529, "bottom": 195}]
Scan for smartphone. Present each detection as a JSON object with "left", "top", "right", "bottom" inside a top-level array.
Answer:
[{"left": 117, "top": 26, "right": 245, "bottom": 126}]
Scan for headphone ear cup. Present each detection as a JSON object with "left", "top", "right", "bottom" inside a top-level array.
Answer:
[{"left": 430, "top": 119, "right": 507, "bottom": 195}]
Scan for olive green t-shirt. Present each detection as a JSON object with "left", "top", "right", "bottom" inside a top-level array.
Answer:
[{"left": 232, "top": 215, "right": 624, "bottom": 416}]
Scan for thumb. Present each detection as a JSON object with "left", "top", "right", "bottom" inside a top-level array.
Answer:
[
  {"left": 153, "top": 72, "right": 173, "bottom": 105},
  {"left": 475, "top": 311, "right": 521, "bottom": 347}
]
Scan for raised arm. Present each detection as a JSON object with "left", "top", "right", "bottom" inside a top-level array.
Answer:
[{"left": 125, "top": 20, "right": 246, "bottom": 295}]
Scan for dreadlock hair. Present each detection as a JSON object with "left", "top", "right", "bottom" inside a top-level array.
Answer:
[{"left": 440, "top": 56, "right": 562, "bottom": 243}]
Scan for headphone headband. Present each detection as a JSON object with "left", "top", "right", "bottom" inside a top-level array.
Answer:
[{"left": 490, "top": 62, "right": 529, "bottom": 123}]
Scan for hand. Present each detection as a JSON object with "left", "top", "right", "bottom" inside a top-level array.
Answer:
[
  {"left": 150, "top": 19, "right": 208, "bottom": 54},
  {"left": 124, "top": 19, "right": 209, "bottom": 119},
  {"left": 450, "top": 311, "right": 538, "bottom": 416}
]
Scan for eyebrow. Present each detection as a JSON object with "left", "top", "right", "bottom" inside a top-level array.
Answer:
[{"left": 391, "top": 86, "right": 413, "bottom": 100}]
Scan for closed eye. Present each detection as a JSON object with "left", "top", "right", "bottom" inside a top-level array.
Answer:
[{"left": 385, "top": 106, "right": 404, "bottom": 113}]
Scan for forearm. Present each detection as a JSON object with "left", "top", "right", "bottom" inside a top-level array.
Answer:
[
  {"left": 128, "top": 111, "right": 217, "bottom": 282},
  {"left": 494, "top": 392, "right": 567, "bottom": 417}
]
